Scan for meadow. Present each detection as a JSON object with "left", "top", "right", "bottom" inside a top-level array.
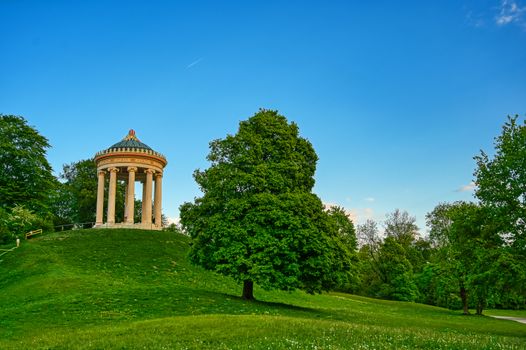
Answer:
[{"left": 0, "top": 229, "right": 524, "bottom": 349}]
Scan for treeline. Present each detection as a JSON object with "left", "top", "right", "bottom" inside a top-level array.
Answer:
[
  {"left": 348, "top": 205, "right": 525, "bottom": 314},
  {"left": 347, "top": 116, "right": 526, "bottom": 313}
]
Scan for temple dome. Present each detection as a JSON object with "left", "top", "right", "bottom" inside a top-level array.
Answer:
[
  {"left": 95, "top": 130, "right": 167, "bottom": 163},
  {"left": 107, "top": 129, "right": 152, "bottom": 151}
]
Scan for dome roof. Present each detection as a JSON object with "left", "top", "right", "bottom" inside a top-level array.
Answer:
[
  {"left": 108, "top": 129, "right": 152, "bottom": 151},
  {"left": 94, "top": 129, "right": 167, "bottom": 163}
]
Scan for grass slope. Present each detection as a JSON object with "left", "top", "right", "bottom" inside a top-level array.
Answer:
[{"left": 0, "top": 229, "right": 524, "bottom": 349}]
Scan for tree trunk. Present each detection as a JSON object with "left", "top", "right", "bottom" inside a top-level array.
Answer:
[
  {"left": 460, "top": 284, "right": 469, "bottom": 315},
  {"left": 476, "top": 301, "right": 484, "bottom": 315},
  {"left": 242, "top": 280, "right": 254, "bottom": 300}
]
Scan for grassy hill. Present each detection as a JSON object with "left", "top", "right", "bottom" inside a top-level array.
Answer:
[{"left": 0, "top": 229, "right": 524, "bottom": 349}]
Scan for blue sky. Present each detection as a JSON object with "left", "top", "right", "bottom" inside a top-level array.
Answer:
[{"left": 1, "top": 1, "right": 525, "bottom": 232}]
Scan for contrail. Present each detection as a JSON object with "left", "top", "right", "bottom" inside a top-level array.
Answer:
[{"left": 186, "top": 57, "right": 203, "bottom": 69}]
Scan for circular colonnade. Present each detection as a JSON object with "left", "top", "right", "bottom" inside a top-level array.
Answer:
[{"left": 94, "top": 130, "right": 167, "bottom": 230}]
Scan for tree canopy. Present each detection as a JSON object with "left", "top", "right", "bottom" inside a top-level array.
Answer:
[
  {"left": 0, "top": 115, "right": 56, "bottom": 214},
  {"left": 180, "top": 109, "right": 355, "bottom": 300},
  {"left": 426, "top": 201, "right": 505, "bottom": 314},
  {"left": 474, "top": 115, "right": 526, "bottom": 252}
]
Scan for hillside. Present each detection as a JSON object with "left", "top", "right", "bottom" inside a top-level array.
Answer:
[{"left": 0, "top": 229, "right": 524, "bottom": 349}]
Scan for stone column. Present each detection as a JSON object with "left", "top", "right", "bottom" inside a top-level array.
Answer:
[
  {"left": 142, "top": 169, "right": 154, "bottom": 225},
  {"left": 126, "top": 167, "right": 137, "bottom": 224},
  {"left": 107, "top": 167, "right": 119, "bottom": 224},
  {"left": 141, "top": 180, "right": 146, "bottom": 223},
  {"left": 123, "top": 180, "right": 128, "bottom": 222},
  {"left": 95, "top": 170, "right": 106, "bottom": 225},
  {"left": 154, "top": 172, "right": 163, "bottom": 228}
]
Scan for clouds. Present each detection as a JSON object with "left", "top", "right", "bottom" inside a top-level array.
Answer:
[
  {"left": 456, "top": 181, "right": 476, "bottom": 192},
  {"left": 323, "top": 202, "right": 375, "bottom": 225},
  {"left": 496, "top": 0, "right": 526, "bottom": 26},
  {"left": 166, "top": 216, "right": 180, "bottom": 225},
  {"left": 465, "top": 1, "right": 526, "bottom": 29}
]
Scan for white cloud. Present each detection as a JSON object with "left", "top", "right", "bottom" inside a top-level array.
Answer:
[
  {"left": 349, "top": 208, "right": 375, "bottom": 224},
  {"left": 456, "top": 181, "right": 476, "bottom": 192},
  {"left": 166, "top": 216, "right": 180, "bottom": 225},
  {"left": 323, "top": 202, "right": 374, "bottom": 225},
  {"left": 496, "top": 0, "right": 526, "bottom": 26},
  {"left": 364, "top": 197, "right": 375, "bottom": 203}
]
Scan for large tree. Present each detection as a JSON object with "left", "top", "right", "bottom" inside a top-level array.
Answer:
[
  {"left": 0, "top": 115, "right": 56, "bottom": 214},
  {"left": 180, "top": 109, "right": 355, "bottom": 300},
  {"left": 474, "top": 115, "right": 525, "bottom": 252},
  {"left": 426, "top": 201, "right": 502, "bottom": 314}
]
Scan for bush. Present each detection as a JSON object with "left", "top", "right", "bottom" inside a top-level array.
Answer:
[
  {"left": 7, "top": 206, "right": 40, "bottom": 237},
  {"left": 163, "top": 223, "right": 184, "bottom": 235},
  {"left": 1, "top": 205, "right": 53, "bottom": 242}
]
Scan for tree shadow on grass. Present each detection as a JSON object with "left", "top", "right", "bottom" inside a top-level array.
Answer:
[{"left": 195, "top": 290, "right": 347, "bottom": 322}]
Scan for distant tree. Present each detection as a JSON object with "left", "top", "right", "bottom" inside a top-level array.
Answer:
[
  {"left": 474, "top": 115, "right": 526, "bottom": 252},
  {"left": 357, "top": 219, "right": 381, "bottom": 249},
  {"left": 384, "top": 209, "right": 419, "bottom": 248},
  {"left": 426, "top": 202, "right": 502, "bottom": 315},
  {"left": 376, "top": 236, "right": 419, "bottom": 301},
  {"left": 164, "top": 222, "right": 184, "bottom": 234},
  {"left": 180, "top": 109, "right": 355, "bottom": 300},
  {"left": 0, "top": 115, "right": 56, "bottom": 214},
  {"left": 161, "top": 213, "right": 169, "bottom": 228},
  {"left": 356, "top": 219, "right": 383, "bottom": 296}
]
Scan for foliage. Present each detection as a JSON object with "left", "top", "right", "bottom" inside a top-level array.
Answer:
[
  {"left": 474, "top": 115, "right": 526, "bottom": 252},
  {"left": 376, "top": 237, "right": 419, "bottom": 301},
  {"left": 5, "top": 205, "right": 40, "bottom": 237},
  {"left": 414, "top": 262, "right": 462, "bottom": 309},
  {"left": 0, "top": 228, "right": 524, "bottom": 349},
  {"left": 356, "top": 219, "right": 383, "bottom": 296},
  {"left": 59, "top": 159, "right": 99, "bottom": 223},
  {"left": 53, "top": 159, "right": 139, "bottom": 225},
  {"left": 356, "top": 211, "right": 421, "bottom": 302},
  {"left": 0, "top": 205, "right": 53, "bottom": 243},
  {"left": 163, "top": 222, "right": 184, "bottom": 234},
  {"left": 180, "top": 109, "right": 355, "bottom": 299},
  {"left": 357, "top": 218, "right": 381, "bottom": 249},
  {"left": 0, "top": 115, "right": 57, "bottom": 215},
  {"left": 0, "top": 207, "right": 10, "bottom": 244},
  {"left": 384, "top": 209, "right": 419, "bottom": 248},
  {"left": 326, "top": 206, "right": 357, "bottom": 251},
  {"left": 426, "top": 201, "right": 504, "bottom": 314}
]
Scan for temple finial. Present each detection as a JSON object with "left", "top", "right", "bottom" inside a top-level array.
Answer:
[{"left": 124, "top": 129, "right": 139, "bottom": 141}]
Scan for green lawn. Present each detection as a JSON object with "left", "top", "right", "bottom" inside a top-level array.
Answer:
[{"left": 0, "top": 229, "right": 524, "bottom": 349}]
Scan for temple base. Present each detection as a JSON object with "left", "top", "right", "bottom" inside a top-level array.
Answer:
[{"left": 93, "top": 222, "right": 162, "bottom": 231}]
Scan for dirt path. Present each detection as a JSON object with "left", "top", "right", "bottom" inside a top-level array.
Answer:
[{"left": 491, "top": 316, "right": 526, "bottom": 324}]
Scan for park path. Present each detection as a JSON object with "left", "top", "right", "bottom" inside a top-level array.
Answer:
[
  {"left": 0, "top": 246, "right": 17, "bottom": 258},
  {"left": 491, "top": 316, "right": 526, "bottom": 324}
]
